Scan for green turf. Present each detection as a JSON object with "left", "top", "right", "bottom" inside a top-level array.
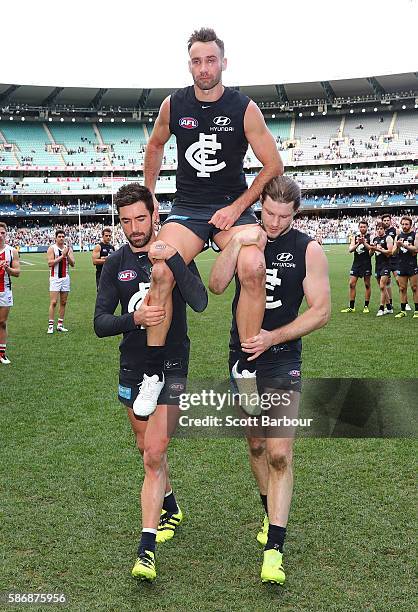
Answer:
[{"left": 1, "top": 247, "right": 416, "bottom": 611}]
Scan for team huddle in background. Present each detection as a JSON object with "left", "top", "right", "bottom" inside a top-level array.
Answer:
[{"left": 341, "top": 213, "right": 418, "bottom": 317}]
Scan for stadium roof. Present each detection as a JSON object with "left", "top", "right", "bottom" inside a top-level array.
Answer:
[{"left": 0, "top": 73, "right": 416, "bottom": 111}]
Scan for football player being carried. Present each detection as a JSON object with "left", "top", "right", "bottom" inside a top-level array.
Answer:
[{"left": 136, "top": 27, "right": 283, "bottom": 417}]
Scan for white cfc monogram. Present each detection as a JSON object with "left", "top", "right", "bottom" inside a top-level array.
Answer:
[{"left": 185, "top": 133, "right": 226, "bottom": 177}]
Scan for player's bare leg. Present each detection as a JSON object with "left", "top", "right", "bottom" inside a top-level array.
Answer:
[
  {"left": 247, "top": 435, "right": 269, "bottom": 544},
  {"left": 247, "top": 436, "right": 268, "bottom": 495},
  {"left": 135, "top": 223, "right": 204, "bottom": 417},
  {"left": 409, "top": 274, "right": 418, "bottom": 317},
  {"left": 349, "top": 276, "right": 358, "bottom": 303},
  {"left": 129, "top": 404, "right": 182, "bottom": 580},
  {"left": 364, "top": 276, "right": 371, "bottom": 304},
  {"left": 377, "top": 277, "right": 388, "bottom": 316},
  {"left": 147, "top": 261, "right": 174, "bottom": 346},
  {"left": 0, "top": 306, "right": 10, "bottom": 364},
  {"left": 265, "top": 437, "right": 294, "bottom": 528},
  {"left": 57, "top": 291, "right": 69, "bottom": 331},
  {"left": 127, "top": 408, "right": 173, "bottom": 496},
  {"left": 48, "top": 291, "right": 59, "bottom": 322},
  {"left": 341, "top": 275, "right": 358, "bottom": 312},
  {"left": 146, "top": 224, "right": 204, "bottom": 347},
  {"left": 215, "top": 225, "right": 266, "bottom": 347}
]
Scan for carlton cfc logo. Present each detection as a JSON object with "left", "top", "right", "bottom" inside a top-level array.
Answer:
[
  {"left": 179, "top": 117, "right": 198, "bottom": 129},
  {"left": 118, "top": 270, "right": 137, "bottom": 281}
]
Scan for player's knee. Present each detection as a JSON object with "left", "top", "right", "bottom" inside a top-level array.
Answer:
[
  {"left": 248, "top": 437, "right": 265, "bottom": 458},
  {"left": 50, "top": 299, "right": 58, "bottom": 308},
  {"left": 0, "top": 319, "right": 6, "bottom": 330},
  {"left": 349, "top": 280, "right": 356, "bottom": 290},
  {"left": 143, "top": 444, "right": 168, "bottom": 473},
  {"left": 267, "top": 450, "right": 292, "bottom": 473},
  {"left": 151, "top": 261, "right": 174, "bottom": 286},
  {"left": 364, "top": 280, "right": 371, "bottom": 290},
  {"left": 136, "top": 433, "right": 145, "bottom": 455}
]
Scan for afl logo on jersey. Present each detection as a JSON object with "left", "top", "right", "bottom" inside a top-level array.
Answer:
[
  {"left": 213, "top": 116, "right": 231, "bottom": 126},
  {"left": 179, "top": 117, "right": 198, "bottom": 129},
  {"left": 276, "top": 253, "right": 294, "bottom": 262},
  {"left": 118, "top": 269, "right": 137, "bottom": 282}
]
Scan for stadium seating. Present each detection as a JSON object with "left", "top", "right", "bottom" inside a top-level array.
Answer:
[
  {"left": 0, "top": 112, "right": 416, "bottom": 172},
  {"left": 0, "top": 121, "right": 64, "bottom": 167},
  {"left": 97, "top": 122, "right": 147, "bottom": 165},
  {"left": 48, "top": 123, "right": 99, "bottom": 166}
]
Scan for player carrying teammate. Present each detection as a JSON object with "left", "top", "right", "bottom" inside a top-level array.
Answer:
[
  {"left": 392, "top": 216, "right": 418, "bottom": 318},
  {"left": 341, "top": 220, "right": 372, "bottom": 314},
  {"left": 0, "top": 222, "right": 20, "bottom": 364},
  {"left": 92, "top": 227, "right": 115, "bottom": 290},
  {"left": 209, "top": 176, "right": 331, "bottom": 586},
  {"left": 370, "top": 222, "right": 393, "bottom": 316},
  {"left": 46, "top": 229, "right": 75, "bottom": 334},
  {"left": 94, "top": 183, "right": 208, "bottom": 582},
  {"left": 136, "top": 27, "right": 283, "bottom": 416}
]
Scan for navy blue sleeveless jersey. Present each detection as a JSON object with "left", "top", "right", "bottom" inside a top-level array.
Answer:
[
  {"left": 169, "top": 86, "right": 251, "bottom": 204},
  {"left": 372, "top": 235, "right": 390, "bottom": 271},
  {"left": 397, "top": 231, "right": 417, "bottom": 266},
  {"left": 95, "top": 241, "right": 115, "bottom": 280},
  {"left": 230, "top": 228, "right": 313, "bottom": 362},
  {"left": 385, "top": 226, "right": 398, "bottom": 264},
  {"left": 352, "top": 233, "right": 371, "bottom": 265}
]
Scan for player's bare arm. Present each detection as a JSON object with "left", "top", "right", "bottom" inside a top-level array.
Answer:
[
  {"left": 377, "top": 236, "right": 393, "bottom": 257},
  {"left": 67, "top": 247, "right": 75, "bottom": 267},
  {"left": 242, "top": 241, "right": 330, "bottom": 360},
  {"left": 144, "top": 96, "right": 172, "bottom": 218},
  {"left": 209, "top": 226, "right": 267, "bottom": 294},
  {"left": 47, "top": 246, "right": 64, "bottom": 267},
  {"left": 208, "top": 102, "right": 282, "bottom": 230},
  {"left": 92, "top": 244, "right": 107, "bottom": 266},
  {"left": 1, "top": 248, "right": 20, "bottom": 277},
  {"left": 348, "top": 236, "right": 357, "bottom": 253},
  {"left": 406, "top": 233, "right": 418, "bottom": 253},
  {"left": 392, "top": 239, "right": 403, "bottom": 255}
]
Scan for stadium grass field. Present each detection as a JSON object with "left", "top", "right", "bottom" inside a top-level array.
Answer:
[{"left": 1, "top": 245, "right": 416, "bottom": 611}]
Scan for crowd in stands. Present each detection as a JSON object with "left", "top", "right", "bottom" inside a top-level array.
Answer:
[{"left": 5, "top": 213, "right": 417, "bottom": 249}]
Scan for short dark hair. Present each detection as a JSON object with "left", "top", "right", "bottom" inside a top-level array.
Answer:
[
  {"left": 381, "top": 214, "right": 391, "bottom": 221},
  {"left": 260, "top": 176, "right": 301, "bottom": 211},
  {"left": 376, "top": 222, "right": 384, "bottom": 229},
  {"left": 102, "top": 227, "right": 112, "bottom": 236},
  {"left": 114, "top": 183, "right": 154, "bottom": 215},
  {"left": 188, "top": 28, "right": 224, "bottom": 57},
  {"left": 55, "top": 229, "right": 65, "bottom": 238},
  {"left": 0, "top": 222, "right": 7, "bottom": 231},
  {"left": 359, "top": 220, "right": 368, "bottom": 227},
  {"left": 401, "top": 216, "right": 412, "bottom": 224}
]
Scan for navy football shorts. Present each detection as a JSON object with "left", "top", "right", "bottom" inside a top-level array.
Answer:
[
  {"left": 118, "top": 343, "right": 189, "bottom": 418},
  {"left": 163, "top": 200, "right": 258, "bottom": 243}
]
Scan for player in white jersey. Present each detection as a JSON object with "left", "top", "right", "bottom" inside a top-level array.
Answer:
[
  {"left": 46, "top": 229, "right": 75, "bottom": 334},
  {"left": 0, "top": 222, "right": 20, "bottom": 364}
]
